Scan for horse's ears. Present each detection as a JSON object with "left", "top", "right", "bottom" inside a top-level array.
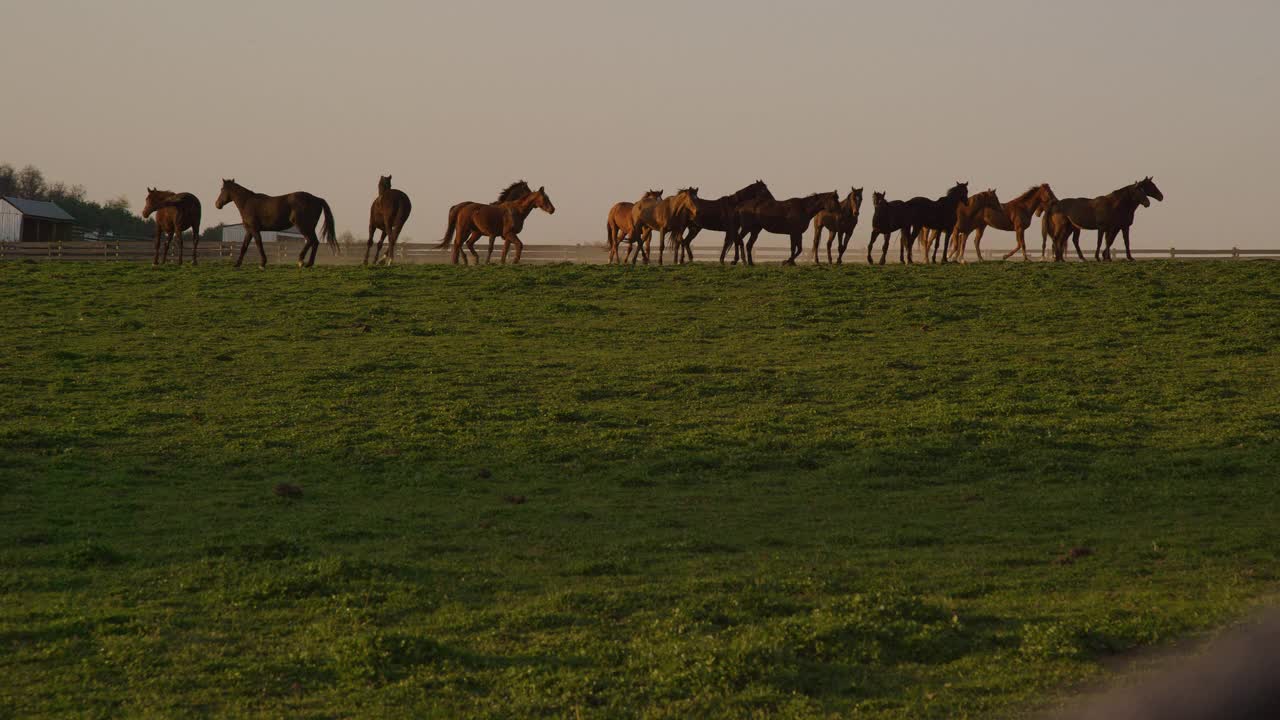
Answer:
[{"left": 538, "top": 186, "right": 545, "bottom": 192}]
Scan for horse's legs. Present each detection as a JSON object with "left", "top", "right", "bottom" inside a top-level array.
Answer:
[
  {"left": 308, "top": 240, "right": 320, "bottom": 267},
  {"left": 191, "top": 229, "right": 199, "bottom": 266},
  {"left": 812, "top": 225, "right": 823, "bottom": 264},
  {"left": 502, "top": 233, "right": 524, "bottom": 264},
  {"left": 1121, "top": 226, "right": 1134, "bottom": 261},
  {"left": 297, "top": 236, "right": 311, "bottom": 267},
  {"left": 900, "top": 229, "right": 909, "bottom": 265},
  {"left": 970, "top": 227, "right": 986, "bottom": 262},
  {"left": 745, "top": 230, "right": 761, "bottom": 266},
  {"left": 363, "top": 224, "right": 376, "bottom": 265},
  {"left": 1095, "top": 230, "right": 1107, "bottom": 261},
  {"left": 175, "top": 232, "right": 184, "bottom": 265},
  {"left": 1002, "top": 227, "right": 1023, "bottom": 261},
  {"left": 153, "top": 224, "right": 164, "bottom": 265},
  {"left": 254, "top": 231, "right": 268, "bottom": 268},
  {"left": 867, "top": 231, "right": 880, "bottom": 265},
  {"left": 683, "top": 227, "right": 700, "bottom": 265},
  {"left": 234, "top": 229, "right": 252, "bottom": 269}
]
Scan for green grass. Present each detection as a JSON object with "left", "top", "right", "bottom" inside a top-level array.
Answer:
[{"left": 1, "top": 260, "right": 1278, "bottom": 719}]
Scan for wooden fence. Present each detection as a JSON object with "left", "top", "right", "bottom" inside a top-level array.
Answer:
[{"left": 1, "top": 239, "right": 1278, "bottom": 265}]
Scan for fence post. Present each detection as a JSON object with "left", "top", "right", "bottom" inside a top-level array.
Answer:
[
  {"left": 1169, "top": 247, "right": 1175, "bottom": 259},
  {"left": 1232, "top": 246, "right": 1240, "bottom": 260}
]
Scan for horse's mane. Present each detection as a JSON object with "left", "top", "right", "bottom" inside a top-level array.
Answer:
[
  {"left": 1011, "top": 186, "right": 1041, "bottom": 204},
  {"left": 730, "top": 180, "right": 771, "bottom": 201},
  {"left": 496, "top": 180, "right": 531, "bottom": 202},
  {"left": 676, "top": 187, "right": 697, "bottom": 195}
]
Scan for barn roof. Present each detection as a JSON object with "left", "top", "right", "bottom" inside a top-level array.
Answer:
[{"left": 3, "top": 197, "right": 76, "bottom": 223}]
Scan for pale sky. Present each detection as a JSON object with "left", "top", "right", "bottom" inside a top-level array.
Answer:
[{"left": 3, "top": 0, "right": 1277, "bottom": 250}]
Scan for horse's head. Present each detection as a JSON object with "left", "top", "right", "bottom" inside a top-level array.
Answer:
[
  {"left": 1033, "top": 184, "right": 1058, "bottom": 217},
  {"left": 673, "top": 187, "right": 699, "bottom": 216},
  {"left": 972, "top": 189, "right": 1002, "bottom": 212},
  {"left": 215, "top": 179, "right": 236, "bottom": 210},
  {"left": 849, "top": 187, "right": 864, "bottom": 214},
  {"left": 644, "top": 189, "right": 664, "bottom": 200},
  {"left": 141, "top": 187, "right": 164, "bottom": 218},
  {"left": 1128, "top": 184, "right": 1152, "bottom": 208},
  {"left": 379, "top": 175, "right": 393, "bottom": 194},
  {"left": 534, "top": 186, "right": 556, "bottom": 214},
  {"left": 948, "top": 181, "right": 970, "bottom": 202},
  {"left": 873, "top": 191, "right": 887, "bottom": 208},
  {"left": 1138, "top": 176, "right": 1164, "bottom": 202}
]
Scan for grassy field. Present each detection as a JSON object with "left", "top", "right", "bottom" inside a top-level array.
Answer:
[{"left": 1, "top": 260, "right": 1278, "bottom": 719}]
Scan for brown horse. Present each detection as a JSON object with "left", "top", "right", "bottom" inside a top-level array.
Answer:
[
  {"left": 903, "top": 182, "right": 969, "bottom": 264},
  {"left": 364, "top": 175, "right": 412, "bottom": 266},
  {"left": 733, "top": 191, "right": 840, "bottom": 266},
  {"left": 1040, "top": 202, "right": 1080, "bottom": 262},
  {"left": 437, "top": 181, "right": 534, "bottom": 264},
  {"left": 451, "top": 187, "right": 555, "bottom": 264},
  {"left": 1053, "top": 178, "right": 1161, "bottom": 261},
  {"left": 628, "top": 193, "right": 691, "bottom": 266},
  {"left": 671, "top": 180, "right": 774, "bottom": 265},
  {"left": 142, "top": 188, "right": 202, "bottom": 266},
  {"left": 947, "top": 190, "right": 1004, "bottom": 263},
  {"left": 950, "top": 184, "right": 1057, "bottom": 262},
  {"left": 811, "top": 187, "right": 863, "bottom": 264},
  {"left": 607, "top": 190, "right": 661, "bottom": 264},
  {"left": 867, "top": 192, "right": 916, "bottom": 265},
  {"left": 214, "top": 179, "right": 336, "bottom": 268}
]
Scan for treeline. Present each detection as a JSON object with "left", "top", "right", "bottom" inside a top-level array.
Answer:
[{"left": 0, "top": 163, "right": 155, "bottom": 237}]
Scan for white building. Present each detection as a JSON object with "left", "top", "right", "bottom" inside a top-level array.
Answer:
[
  {"left": 220, "top": 224, "right": 307, "bottom": 246},
  {"left": 0, "top": 197, "right": 76, "bottom": 243}
]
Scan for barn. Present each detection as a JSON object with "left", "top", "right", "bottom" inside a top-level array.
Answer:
[
  {"left": 0, "top": 197, "right": 76, "bottom": 243},
  {"left": 221, "top": 224, "right": 307, "bottom": 246}
]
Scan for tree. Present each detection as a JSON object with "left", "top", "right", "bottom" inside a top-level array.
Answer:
[
  {"left": 201, "top": 224, "right": 224, "bottom": 243},
  {"left": 0, "top": 161, "right": 154, "bottom": 238},
  {"left": 15, "top": 165, "right": 45, "bottom": 198}
]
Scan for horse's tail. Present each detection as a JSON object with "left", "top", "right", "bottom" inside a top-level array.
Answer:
[
  {"left": 437, "top": 204, "right": 462, "bottom": 249},
  {"left": 191, "top": 203, "right": 202, "bottom": 241},
  {"left": 320, "top": 198, "right": 338, "bottom": 254}
]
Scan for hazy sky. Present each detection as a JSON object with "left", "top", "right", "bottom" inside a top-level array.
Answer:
[{"left": 3, "top": 0, "right": 1278, "bottom": 250}]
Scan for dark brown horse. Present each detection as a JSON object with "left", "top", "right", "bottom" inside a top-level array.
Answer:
[
  {"left": 950, "top": 184, "right": 1057, "bottom": 262},
  {"left": 671, "top": 180, "right": 774, "bottom": 265},
  {"left": 364, "top": 175, "right": 412, "bottom": 266},
  {"left": 437, "top": 181, "right": 534, "bottom": 264},
  {"left": 214, "top": 180, "right": 336, "bottom": 268},
  {"left": 450, "top": 187, "right": 555, "bottom": 264},
  {"left": 903, "top": 182, "right": 969, "bottom": 264},
  {"left": 142, "top": 188, "right": 202, "bottom": 266},
  {"left": 1053, "top": 178, "right": 1161, "bottom": 261},
  {"left": 811, "top": 187, "right": 863, "bottom": 264},
  {"left": 607, "top": 190, "right": 661, "bottom": 264},
  {"left": 733, "top": 191, "right": 840, "bottom": 266},
  {"left": 867, "top": 192, "right": 916, "bottom": 265}
]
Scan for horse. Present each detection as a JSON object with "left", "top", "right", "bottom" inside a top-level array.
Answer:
[
  {"left": 947, "top": 190, "right": 1005, "bottom": 263},
  {"left": 214, "top": 179, "right": 336, "bottom": 269},
  {"left": 949, "top": 184, "right": 1057, "bottom": 262},
  {"left": 1040, "top": 202, "right": 1080, "bottom": 262},
  {"left": 732, "top": 191, "right": 841, "bottom": 266},
  {"left": 437, "top": 181, "right": 534, "bottom": 264},
  {"left": 607, "top": 190, "right": 661, "bottom": 264},
  {"left": 451, "top": 187, "right": 555, "bottom": 265},
  {"left": 670, "top": 180, "right": 774, "bottom": 265},
  {"left": 364, "top": 175, "right": 412, "bottom": 266},
  {"left": 142, "top": 188, "right": 202, "bottom": 266},
  {"left": 903, "top": 182, "right": 969, "bottom": 264},
  {"left": 811, "top": 187, "right": 863, "bottom": 264},
  {"left": 867, "top": 191, "right": 916, "bottom": 265},
  {"left": 1052, "top": 178, "right": 1161, "bottom": 261},
  {"left": 628, "top": 193, "right": 691, "bottom": 266}
]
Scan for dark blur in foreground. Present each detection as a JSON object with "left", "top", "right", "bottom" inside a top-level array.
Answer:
[{"left": 1052, "top": 611, "right": 1280, "bottom": 720}]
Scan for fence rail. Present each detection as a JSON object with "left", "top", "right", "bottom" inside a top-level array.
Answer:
[{"left": 1, "top": 239, "right": 1278, "bottom": 265}]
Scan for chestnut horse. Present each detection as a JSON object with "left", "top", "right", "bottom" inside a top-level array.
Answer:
[
  {"left": 950, "top": 184, "right": 1057, "bottom": 262},
  {"left": 142, "top": 188, "right": 202, "bottom": 266},
  {"left": 214, "top": 180, "right": 336, "bottom": 269},
  {"left": 1040, "top": 202, "right": 1080, "bottom": 262},
  {"left": 670, "top": 180, "right": 774, "bottom": 265},
  {"left": 607, "top": 190, "right": 661, "bottom": 264},
  {"left": 947, "top": 190, "right": 1005, "bottom": 263},
  {"left": 903, "top": 182, "right": 969, "bottom": 264},
  {"left": 733, "top": 191, "right": 840, "bottom": 266},
  {"left": 437, "top": 181, "right": 535, "bottom": 264},
  {"left": 868, "top": 192, "right": 916, "bottom": 265},
  {"left": 811, "top": 187, "right": 863, "bottom": 264},
  {"left": 451, "top": 187, "right": 555, "bottom": 264},
  {"left": 364, "top": 175, "right": 412, "bottom": 266},
  {"left": 628, "top": 193, "right": 691, "bottom": 266},
  {"left": 1053, "top": 178, "right": 1161, "bottom": 262}
]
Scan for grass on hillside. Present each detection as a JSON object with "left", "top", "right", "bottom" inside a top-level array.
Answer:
[{"left": 1, "top": 261, "right": 1278, "bottom": 719}]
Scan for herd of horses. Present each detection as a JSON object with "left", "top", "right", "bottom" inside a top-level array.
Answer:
[{"left": 137, "top": 175, "right": 1162, "bottom": 268}]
